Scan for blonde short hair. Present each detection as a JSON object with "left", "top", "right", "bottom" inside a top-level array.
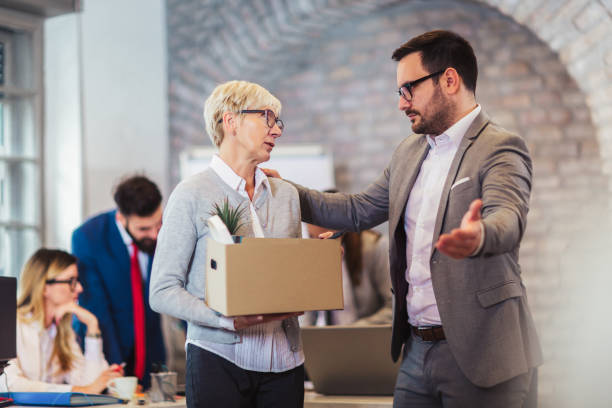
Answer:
[{"left": 203, "top": 80, "right": 282, "bottom": 147}]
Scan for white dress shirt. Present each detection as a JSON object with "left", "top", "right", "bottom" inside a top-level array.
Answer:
[
  {"left": 404, "top": 105, "right": 481, "bottom": 327},
  {"left": 115, "top": 219, "right": 150, "bottom": 280},
  {"left": 2, "top": 318, "right": 109, "bottom": 392},
  {"left": 187, "top": 154, "right": 304, "bottom": 373}
]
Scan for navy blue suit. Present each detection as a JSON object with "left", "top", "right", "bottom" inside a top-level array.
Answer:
[{"left": 72, "top": 210, "right": 165, "bottom": 388}]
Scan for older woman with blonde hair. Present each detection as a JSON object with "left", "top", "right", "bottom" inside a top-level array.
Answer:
[
  {"left": 150, "top": 80, "right": 305, "bottom": 407},
  {"left": 4, "top": 249, "right": 122, "bottom": 392}
]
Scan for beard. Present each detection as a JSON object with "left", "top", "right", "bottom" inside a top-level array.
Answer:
[
  {"left": 125, "top": 222, "right": 157, "bottom": 255},
  {"left": 407, "top": 84, "right": 455, "bottom": 136}
]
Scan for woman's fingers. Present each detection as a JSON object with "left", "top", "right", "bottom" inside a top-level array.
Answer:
[
  {"left": 233, "top": 311, "right": 301, "bottom": 329},
  {"left": 318, "top": 231, "right": 334, "bottom": 239}
]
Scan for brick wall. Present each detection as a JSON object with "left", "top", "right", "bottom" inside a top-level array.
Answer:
[{"left": 167, "top": 0, "right": 612, "bottom": 405}]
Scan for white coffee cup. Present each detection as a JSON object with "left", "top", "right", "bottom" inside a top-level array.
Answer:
[{"left": 107, "top": 376, "right": 138, "bottom": 401}]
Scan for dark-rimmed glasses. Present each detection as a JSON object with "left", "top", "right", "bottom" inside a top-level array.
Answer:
[
  {"left": 398, "top": 69, "right": 446, "bottom": 101},
  {"left": 46, "top": 277, "right": 79, "bottom": 291},
  {"left": 217, "top": 109, "right": 284, "bottom": 131}
]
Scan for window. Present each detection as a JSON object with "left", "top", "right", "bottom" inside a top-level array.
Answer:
[{"left": 0, "top": 14, "right": 43, "bottom": 278}]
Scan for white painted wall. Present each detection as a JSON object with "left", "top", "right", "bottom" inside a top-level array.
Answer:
[
  {"left": 44, "top": 0, "right": 168, "bottom": 247},
  {"left": 79, "top": 0, "right": 168, "bottom": 216},
  {"left": 44, "top": 13, "right": 83, "bottom": 250}
]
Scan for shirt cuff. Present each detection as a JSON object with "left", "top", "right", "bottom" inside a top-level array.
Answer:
[
  {"left": 83, "top": 336, "right": 105, "bottom": 361},
  {"left": 470, "top": 221, "right": 485, "bottom": 256},
  {"left": 218, "top": 316, "right": 236, "bottom": 331}
]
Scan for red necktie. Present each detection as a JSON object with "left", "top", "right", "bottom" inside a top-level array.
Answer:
[{"left": 130, "top": 243, "right": 146, "bottom": 380}]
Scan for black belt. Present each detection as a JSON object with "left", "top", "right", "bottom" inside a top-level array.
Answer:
[{"left": 411, "top": 325, "right": 446, "bottom": 341}]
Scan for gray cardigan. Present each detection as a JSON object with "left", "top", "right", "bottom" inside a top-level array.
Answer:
[{"left": 149, "top": 168, "right": 303, "bottom": 349}]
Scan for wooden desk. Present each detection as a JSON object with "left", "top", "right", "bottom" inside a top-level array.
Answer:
[
  {"left": 123, "top": 398, "right": 186, "bottom": 407},
  {"left": 69, "top": 392, "right": 391, "bottom": 407},
  {"left": 304, "top": 391, "right": 393, "bottom": 408},
  {"left": 22, "top": 401, "right": 186, "bottom": 408},
  {"left": 130, "top": 392, "right": 393, "bottom": 407},
  {"left": 126, "top": 393, "right": 392, "bottom": 407},
  {"left": 70, "top": 397, "right": 186, "bottom": 408}
]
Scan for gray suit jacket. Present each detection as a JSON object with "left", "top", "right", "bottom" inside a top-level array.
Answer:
[{"left": 295, "top": 110, "right": 542, "bottom": 387}]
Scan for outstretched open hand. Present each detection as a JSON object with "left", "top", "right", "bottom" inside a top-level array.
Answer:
[{"left": 435, "top": 199, "right": 483, "bottom": 259}]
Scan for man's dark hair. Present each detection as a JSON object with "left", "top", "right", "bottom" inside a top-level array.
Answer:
[
  {"left": 113, "top": 175, "right": 162, "bottom": 217},
  {"left": 392, "top": 30, "right": 478, "bottom": 93}
]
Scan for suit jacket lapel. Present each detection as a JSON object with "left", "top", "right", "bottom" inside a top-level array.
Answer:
[
  {"left": 430, "top": 111, "right": 490, "bottom": 255},
  {"left": 389, "top": 136, "right": 430, "bottom": 234},
  {"left": 107, "top": 211, "right": 131, "bottom": 275}
]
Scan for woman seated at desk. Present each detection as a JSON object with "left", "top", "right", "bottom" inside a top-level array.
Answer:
[{"left": 3, "top": 249, "right": 123, "bottom": 392}]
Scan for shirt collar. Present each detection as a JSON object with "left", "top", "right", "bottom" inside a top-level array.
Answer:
[
  {"left": 427, "top": 104, "right": 481, "bottom": 149},
  {"left": 115, "top": 216, "right": 133, "bottom": 246},
  {"left": 210, "top": 154, "right": 270, "bottom": 196}
]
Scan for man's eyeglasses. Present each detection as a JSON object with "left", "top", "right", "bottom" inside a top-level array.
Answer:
[
  {"left": 46, "top": 277, "right": 79, "bottom": 291},
  {"left": 217, "top": 109, "right": 284, "bottom": 131},
  {"left": 398, "top": 69, "right": 446, "bottom": 101}
]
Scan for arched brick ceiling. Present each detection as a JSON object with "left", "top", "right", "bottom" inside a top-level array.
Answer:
[
  {"left": 169, "top": 0, "right": 612, "bottom": 195},
  {"left": 168, "top": 0, "right": 403, "bottom": 90},
  {"left": 479, "top": 0, "right": 612, "bottom": 189}
]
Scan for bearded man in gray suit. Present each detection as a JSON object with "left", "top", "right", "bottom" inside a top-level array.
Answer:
[{"left": 268, "top": 30, "right": 542, "bottom": 407}]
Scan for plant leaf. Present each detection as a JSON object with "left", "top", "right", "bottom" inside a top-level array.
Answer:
[{"left": 209, "top": 197, "right": 248, "bottom": 235}]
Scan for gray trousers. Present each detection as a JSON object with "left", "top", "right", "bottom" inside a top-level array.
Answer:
[{"left": 393, "top": 334, "right": 536, "bottom": 408}]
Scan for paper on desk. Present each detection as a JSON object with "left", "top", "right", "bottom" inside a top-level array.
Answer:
[{"left": 207, "top": 215, "right": 234, "bottom": 244}]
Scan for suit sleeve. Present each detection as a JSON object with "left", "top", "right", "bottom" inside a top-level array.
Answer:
[
  {"left": 72, "top": 230, "right": 123, "bottom": 365},
  {"left": 479, "top": 134, "right": 533, "bottom": 256},
  {"left": 293, "top": 166, "right": 391, "bottom": 231}
]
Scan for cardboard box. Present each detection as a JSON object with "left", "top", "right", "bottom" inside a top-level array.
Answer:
[{"left": 206, "top": 237, "right": 343, "bottom": 316}]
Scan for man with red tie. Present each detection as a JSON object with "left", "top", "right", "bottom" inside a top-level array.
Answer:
[{"left": 72, "top": 175, "right": 166, "bottom": 389}]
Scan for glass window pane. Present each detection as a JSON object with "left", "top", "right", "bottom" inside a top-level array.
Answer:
[
  {"left": 8, "top": 32, "right": 33, "bottom": 90},
  {"left": 0, "top": 226, "right": 40, "bottom": 278},
  {"left": 0, "top": 227, "right": 5, "bottom": 276},
  {"left": 0, "top": 40, "right": 4, "bottom": 86},
  {"left": 0, "top": 23, "right": 41, "bottom": 273},
  {"left": 0, "top": 100, "right": 4, "bottom": 153},
  {"left": 0, "top": 160, "right": 39, "bottom": 225},
  {"left": 3, "top": 96, "right": 36, "bottom": 157},
  {"left": 0, "top": 160, "right": 5, "bottom": 220}
]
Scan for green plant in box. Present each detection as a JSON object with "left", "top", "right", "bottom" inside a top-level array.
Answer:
[{"left": 210, "top": 197, "right": 247, "bottom": 235}]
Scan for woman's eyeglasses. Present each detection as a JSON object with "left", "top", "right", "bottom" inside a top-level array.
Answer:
[
  {"left": 217, "top": 109, "right": 284, "bottom": 131},
  {"left": 46, "top": 276, "right": 79, "bottom": 291}
]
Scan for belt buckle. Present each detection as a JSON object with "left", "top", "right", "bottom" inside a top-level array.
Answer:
[
  {"left": 414, "top": 325, "right": 443, "bottom": 342},
  {"left": 417, "top": 327, "right": 434, "bottom": 341}
]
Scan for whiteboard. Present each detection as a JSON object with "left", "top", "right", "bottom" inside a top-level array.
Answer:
[{"left": 179, "top": 144, "right": 335, "bottom": 191}]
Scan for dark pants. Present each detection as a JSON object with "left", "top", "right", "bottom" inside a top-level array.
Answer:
[
  {"left": 186, "top": 343, "right": 305, "bottom": 408},
  {"left": 393, "top": 335, "right": 536, "bottom": 408}
]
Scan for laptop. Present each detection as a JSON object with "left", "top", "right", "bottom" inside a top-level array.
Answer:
[
  {"left": 301, "top": 325, "right": 400, "bottom": 395},
  {"left": 0, "top": 277, "right": 16, "bottom": 366}
]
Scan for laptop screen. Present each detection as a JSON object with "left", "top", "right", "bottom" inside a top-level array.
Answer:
[
  {"left": 301, "top": 325, "right": 400, "bottom": 395},
  {"left": 0, "top": 277, "right": 17, "bottom": 363}
]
